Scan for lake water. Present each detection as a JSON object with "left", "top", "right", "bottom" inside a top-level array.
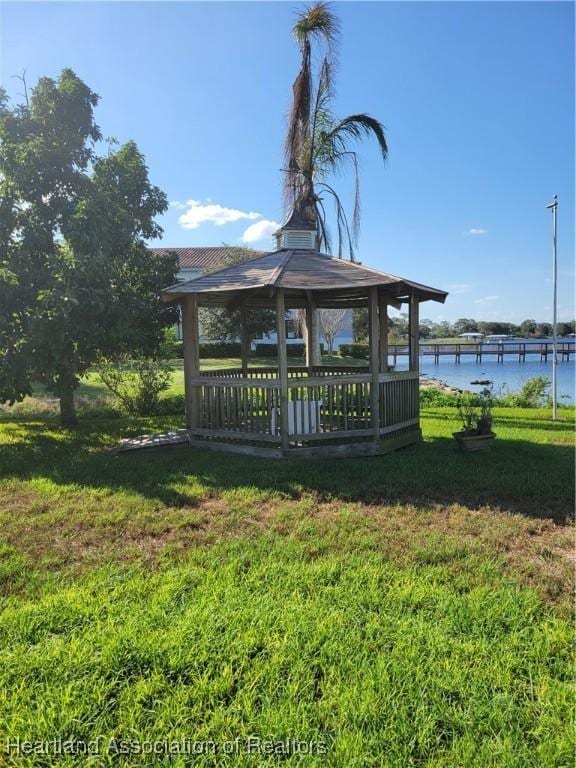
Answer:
[{"left": 393, "top": 339, "right": 575, "bottom": 402}]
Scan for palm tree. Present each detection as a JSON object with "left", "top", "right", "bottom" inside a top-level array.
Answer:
[{"left": 284, "top": 1, "right": 388, "bottom": 261}]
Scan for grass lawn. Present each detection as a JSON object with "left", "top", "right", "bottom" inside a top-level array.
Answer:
[
  {"left": 17, "top": 356, "right": 368, "bottom": 408},
  {"left": 0, "top": 407, "right": 573, "bottom": 766}
]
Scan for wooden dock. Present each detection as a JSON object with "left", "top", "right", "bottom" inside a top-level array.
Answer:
[{"left": 389, "top": 341, "right": 574, "bottom": 364}]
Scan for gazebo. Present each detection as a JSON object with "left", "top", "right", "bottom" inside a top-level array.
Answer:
[{"left": 161, "top": 222, "right": 447, "bottom": 459}]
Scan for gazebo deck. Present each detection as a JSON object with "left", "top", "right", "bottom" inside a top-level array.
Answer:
[{"left": 184, "top": 365, "right": 419, "bottom": 458}]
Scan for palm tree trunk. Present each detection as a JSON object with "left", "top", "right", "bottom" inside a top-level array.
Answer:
[{"left": 311, "top": 308, "right": 321, "bottom": 365}]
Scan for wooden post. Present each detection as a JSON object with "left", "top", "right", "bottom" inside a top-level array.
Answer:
[
  {"left": 240, "top": 307, "right": 250, "bottom": 377},
  {"left": 368, "top": 287, "right": 380, "bottom": 441},
  {"left": 276, "top": 289, "right": 289, "bottom": 451},
  {"left": 378, "top": 293, "right": 389, "bottom": 373},
  {"left": 409, "top": 293, "right": 420, "bottom": 373},
  {"left": 181, "top": 294, "right": 200, "bottom": 428}
]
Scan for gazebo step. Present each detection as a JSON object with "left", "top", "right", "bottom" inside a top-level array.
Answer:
[{"left": 115, "top": 429, "right": 191, "bottom": 453}]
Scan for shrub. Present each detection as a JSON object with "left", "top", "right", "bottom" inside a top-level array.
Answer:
[
  {"left": 255, "top": 343, "right": 311, "bottom": 358},
  {"left": 339, "top": 343, "right": 369, "bottom": 360},
  {"left": 160, "top": 326, "right": 181, "bottom": 359},
  {"left": 96, "top": 357, "right": 172, "bottom": 416},
  {"left": 499, "top": 376, "right": 551, "bottom": 408},
  {"left": 200, "top": 342, "right": 241, "bottom": 358},
  {"left": 168, "top": 341, "right": 243, "bottom": 360},
  {"left": 419, "top": 388, "right": 459, "bottom": 406},
  {"left": 155, "top": 394, "right": 186, "bottom": 415}
]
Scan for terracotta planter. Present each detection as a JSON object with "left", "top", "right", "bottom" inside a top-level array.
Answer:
[{"left": 453, "top": 431, "right": 496, "bottom": 452}]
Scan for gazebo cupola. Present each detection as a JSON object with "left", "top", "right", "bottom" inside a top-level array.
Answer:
[{"left": 274, "top": 207, "right": 318, "bottom": 251}]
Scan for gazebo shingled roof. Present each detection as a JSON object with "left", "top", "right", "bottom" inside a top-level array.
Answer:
[{"left": 161, "top": 248, "right": 448, "bottom": 308}]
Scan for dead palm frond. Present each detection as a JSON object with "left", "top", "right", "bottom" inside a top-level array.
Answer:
[
  {"left": 293, "top": 1, "right": 340, "bottom": 50},
  {"left": 284, "top": 3, "right": 338, "bottom": 212},
  {"left": 283, "top": 3, "right": 388, "bottom": 261}
]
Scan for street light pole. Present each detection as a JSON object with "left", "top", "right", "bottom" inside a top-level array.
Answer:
[{"left": 545, "top": 195, "right": 558, "bottom": 420}]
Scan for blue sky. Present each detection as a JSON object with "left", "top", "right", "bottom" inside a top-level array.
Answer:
[{"left": 1, "top": 1, "right": 574, "bottom": 323}]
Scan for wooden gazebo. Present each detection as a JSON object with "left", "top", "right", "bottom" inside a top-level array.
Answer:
[{"left": 161, "top": 238, "right": 447, "bottom": 459}]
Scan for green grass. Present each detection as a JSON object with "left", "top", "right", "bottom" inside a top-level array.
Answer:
[
  {"left": 160, "top": 355, "right": 366, "bottom": 397},
  {"left": 19, "top": 355, "right": 366, "bottom": 405},
  {"left": 0, "top": 408, "right": 573, "bottom": 766}
]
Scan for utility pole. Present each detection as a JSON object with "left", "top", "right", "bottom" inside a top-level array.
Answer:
[{"left": 545, "top": 195, "right": 558, "bottom": 420}]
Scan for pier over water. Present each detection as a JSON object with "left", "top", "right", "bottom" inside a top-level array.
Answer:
[{"left": 389, "top": 340, "right": 574, "bottom": 364}]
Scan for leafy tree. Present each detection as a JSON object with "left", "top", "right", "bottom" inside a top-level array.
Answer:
[
  {"left": 535, "top": 322, "right": 552, "bottom": 338},
  {"left": 199, "top": 246, "right": 276, "bottom": 345},
  {"left": 352, "top": 308, "right": 368, "bottom": 342},
  {"left": 477, "top": 321, "right": 517, "bottom": 336},
  {"left": 388, "top": 313, "right": 409, "bottom": 342},
  {"left": 557, "top": 321, "right": 575, "bottom": 337},
  {"left": 519, "top": 319, "right": 537, "bottom": 337},
  {"left": 0, "top": 69, "right": 177, "bottom": 424},
  {"left": 434, "top": 321, "right": 454, "bottom": 338},
  {"left": 453, "top": 318, "right": 479, "bottom": 335},
  {"left": 418, "top": 319, "right": 434, "bottom": 339}
]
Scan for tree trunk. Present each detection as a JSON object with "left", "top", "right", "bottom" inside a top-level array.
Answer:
[
  {"left": 59, "top": 380, "right": 78, "bottom": 427},
  {"left": 311, "top": 308, "right": 321, "bottom": 365}
]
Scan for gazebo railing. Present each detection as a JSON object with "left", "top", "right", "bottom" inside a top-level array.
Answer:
[
  {"left": 188, "top": 371, "right": 418, "bottom": 445},
  {"left": 199, "top": 365, "right": 368, "bottom": 380}
]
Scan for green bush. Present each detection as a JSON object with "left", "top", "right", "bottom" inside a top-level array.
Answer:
[
  {"left": 419, "top": 388, "right": 459, "bottom": 406},
  {"left": 155, "top": 394, "right": 186, "bottom": 415},
  {"left": 498, "top": 377, "right": 552, "bottom": 408},
  {"left": 255, "top": 343, "right": 326, "bottom": 358},
  {"left": 96, "top": 357, "right": 172, "bottom": 416},
  {"left": 255, "top": 343, "right": 302, "bottom": 357},
  {"left": 339, "top": 343, "right": 369, "bottom": 360},
  {"left": 160, "top": 326, "right": 181, "bottom": 359},
  {"left": 165, "top": 340, "right": 243, "bottom": 359},
  {"left": 199, "top": 342, "right": 242, "bottom": 358}
]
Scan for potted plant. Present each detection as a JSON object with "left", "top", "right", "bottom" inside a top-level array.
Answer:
[{"left": 453, "top": 380, "right": 496, "bottom": 452}]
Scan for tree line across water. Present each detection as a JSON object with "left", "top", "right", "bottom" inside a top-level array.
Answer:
[{"left": 352, "top": 312, "right": 575, "bottom": 342}]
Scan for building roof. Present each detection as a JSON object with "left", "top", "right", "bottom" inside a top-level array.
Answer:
[
  {"left": 276, "top": 207, "right": 317, "bottom": 232},
  {"left": 150, "top": 246, "right": 264, "bottom": 270},
  {"left": 161, "top": 248, "right": 448, "bottom": 309}
]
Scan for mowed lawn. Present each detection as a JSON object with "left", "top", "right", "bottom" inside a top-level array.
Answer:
[
  {"left": 23, "top": 356, "right": 367, "bottom": 406},
  {"left": 0, "top": 407, "right": 573, "bottom": 766}
]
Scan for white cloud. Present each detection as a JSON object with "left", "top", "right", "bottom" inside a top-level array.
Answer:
[
  {"left": 241, "top": 219, "right": 279, "bottom": 243},
  {"left": 175, "top": 199, "right": 262, "bottom": 230},
  {"left": 474, "top": 295, "right": 499, "bottom": 305},
  {"left": 445, "top": 283, "right": 471, "bottom": 295},
  {"left": 465, "top": 228, "right": 487, "bottom": 236}
]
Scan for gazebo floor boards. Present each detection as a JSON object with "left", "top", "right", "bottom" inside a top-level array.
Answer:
[{"left": 115, "top": 426, "right": 421, "bottom": 459}]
